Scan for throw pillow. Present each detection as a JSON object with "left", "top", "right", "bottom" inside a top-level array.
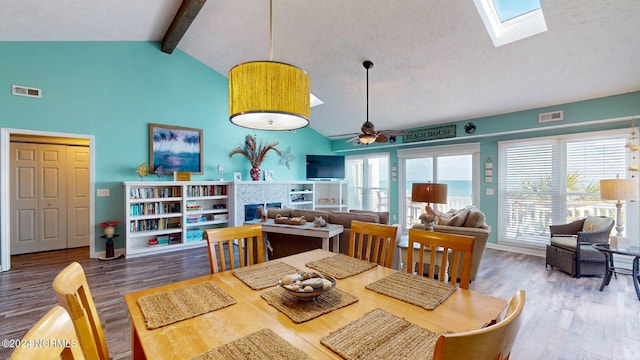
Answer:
[
  {"left": 437, "top": 208, "right": 470, "bottom": 227},
  {"left": 582, "top": 216, "right": 612, "bottom": 232},
  {"left": 463, "top": 208, "right": 487, "bottom": 228},
  {"left": 434, "top": 209, "right": 456, "bottom": 225},
  {"left": 267, "top": 207, "right": 291, "bottom": 218}
]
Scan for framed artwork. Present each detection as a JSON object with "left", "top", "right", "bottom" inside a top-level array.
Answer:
[
  {"left": 149, "top": 123, "right": 203, "bottom": 174},
  {"left": 264, "top": 170, "right": 274, "bottom": 181},
  {"left": 233, "top": 172, "right": 242, "bottom": 182}
]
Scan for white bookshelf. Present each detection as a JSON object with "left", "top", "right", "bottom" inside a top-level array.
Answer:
[
  {"left": 313, "top": 180, "right": 348, "bottom": 211},
  {"left": 288, "top": 181, "right": 315, "bottom": 209},
  {"left": 123, "top": 181, "right": 232, "bottom": 258}
]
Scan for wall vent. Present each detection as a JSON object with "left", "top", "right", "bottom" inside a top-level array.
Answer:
[
  {"left": 12, "top": 84, "right": 42, "bottom": 98},
  {"left": 539, "top": 110, "right": 563, "bottom": 123}
]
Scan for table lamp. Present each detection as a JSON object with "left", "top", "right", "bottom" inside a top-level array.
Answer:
[
  {"left": 411, "top": 183, "right": 448, "bottom": 231},
  {"left": 600, "top": 175, "right": 639, "bottom": 237}
]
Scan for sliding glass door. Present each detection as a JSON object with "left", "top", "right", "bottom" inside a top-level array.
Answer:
[
  {"left": 398, "top": 144, "right": 480, "bottom": 230},
  {"left": 345, "top": 153, "right": 390, "bottom": 211}
]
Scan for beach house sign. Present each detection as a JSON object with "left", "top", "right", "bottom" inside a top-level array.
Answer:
[{"left": 403, "top": 125, "right": 456, "bottom": 144}]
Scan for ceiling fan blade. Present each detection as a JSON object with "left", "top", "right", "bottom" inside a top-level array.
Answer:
[
  {"left": 329, "top": 132, "right": 360, "bottom": 140},
  {"left": 379, "top": 129, "right": 410, "bottom": 136},
  {"left": 375, "top": 134, "right": 389, "bottom": 143}
]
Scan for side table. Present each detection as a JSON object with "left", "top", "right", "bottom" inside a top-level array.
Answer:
[
  {"left": 397, "top": 234, "right": 448, "bottom": 276},
  {"left": 592, "top": 243, "right": 640, "bottom": 301}
]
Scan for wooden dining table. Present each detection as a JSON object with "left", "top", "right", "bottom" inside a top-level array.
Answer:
[{"left": 124, "top": 249, "right": 507, "bottom": 359}]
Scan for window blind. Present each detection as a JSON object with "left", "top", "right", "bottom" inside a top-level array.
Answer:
[{"left": 498, "top": 130, "right": 628, "bottom": 248}]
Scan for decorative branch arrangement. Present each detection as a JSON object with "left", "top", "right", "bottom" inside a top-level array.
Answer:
[{"left": 229, "top": 135, "right": 281, "bottom": 180}]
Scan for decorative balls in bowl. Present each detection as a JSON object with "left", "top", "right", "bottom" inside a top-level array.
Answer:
[{"left": 279, "top": 272, "right": 336, "bottom": 300}]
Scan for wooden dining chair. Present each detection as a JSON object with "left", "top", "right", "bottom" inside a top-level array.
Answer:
[
  {"left": 349, "top": 220, "right": 399, "bottom": 268},
  {"left": 10, "top": 305, "right": 85, "bottom": 359},
  {"left": 407, "top": 228, "right": 475, "bottom": 289},
  {"left": 432, "top": 290, "right": 526, "bottom": 360},
  {"left": 205, "top": 224, "right": 265, "bottom": 273},
  {"left": 52, "top": 261, "right": 109, "bottom": 360}
]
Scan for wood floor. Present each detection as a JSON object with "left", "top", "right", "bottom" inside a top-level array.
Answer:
[{"left": 1, "top": 246, "right": 639, "bottom": 359}]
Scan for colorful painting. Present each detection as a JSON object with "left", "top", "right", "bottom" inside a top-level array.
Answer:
[{"left": 149, "top": 123, "right": 203, "bottom": 174}]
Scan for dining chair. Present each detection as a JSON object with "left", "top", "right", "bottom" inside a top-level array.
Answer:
[
  {"left": 432, "top": 290, "right": 526, "bottom": 360},
  {"left": 52, "top": 261, "right": 109, "bottom": 360},
  {"left": 10, "top": 305, "right": 85, "bottom": 359},
  {"left": 349, "top": 220, "right": 399, "bottom": 268},
  {"left": 407, "top": 228, "right": 475, "bottom": 289},
  {"left": 205, "top": 223, "right": 265, "bottom": 273}
]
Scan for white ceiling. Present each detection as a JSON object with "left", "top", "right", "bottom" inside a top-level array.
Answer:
[{"left": 2, "top": 0, "right": 640, "bottom": 138}]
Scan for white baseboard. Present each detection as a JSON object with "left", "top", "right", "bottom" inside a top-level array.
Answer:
[
  {"left": 486, "top": 242, "right": 634, "bottom": 268},
  {"left": 93, "top": 248, "right": 126, "bottom": 259},
  {"left": 486, "top": 242, "right": 545, "bottom": 258}
]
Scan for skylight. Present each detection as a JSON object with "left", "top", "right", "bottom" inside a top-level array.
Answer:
[
  {"left": 492, "top": 0, "right": 541, "bottom": 23},
  {"left": 310, "top": 93, "right": 324, "bottom": 107},
  {"left": 474, "top": 0, "right": 547, "bottom": 47}
]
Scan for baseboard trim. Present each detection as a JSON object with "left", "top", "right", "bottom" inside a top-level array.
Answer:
[
  {"left": 486, "top": 242, "right": 545, "bottom": 258},
  {"left": 94, "top": 248, "right": 126, "bottom": 259}
]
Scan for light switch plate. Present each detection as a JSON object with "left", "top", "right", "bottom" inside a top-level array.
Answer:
[
  {"left": 97, "top": 189, "right": 110, "bottom": 197},
  {"left": 486, "top": 188, "right": 494, "bottom": 195}
]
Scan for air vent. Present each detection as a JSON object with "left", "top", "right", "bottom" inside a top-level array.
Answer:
[
  {"left": 539, "top": 110, "right": 563, "bottom": 123},
  {"left": 12, "top": 84, "right": 41, "bottom": 98}
]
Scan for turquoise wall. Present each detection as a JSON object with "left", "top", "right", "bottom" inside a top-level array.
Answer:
[
  {"left": 331, "top": 91, "right": 640, "bottom": 243},
  {"left": 0, "top": 41, "right": 330, "bottom": 253},
  {"left": 2, "top": 41, "right": 639, "bottom": 254}
]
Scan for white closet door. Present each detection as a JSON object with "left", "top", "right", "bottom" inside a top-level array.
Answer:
[
  {"left": 10, "top": 143, "right": 68, "bottom": 254},
  {"left": 66, "top": 146, "right": 90, "bottom": 248},
  {"left": 10, "top": 143, "right": 39, "bottom": 254}
]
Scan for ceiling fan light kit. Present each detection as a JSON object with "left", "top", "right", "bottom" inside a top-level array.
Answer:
[
  {"left": 359, "top": 134, "right": 377, "bottom": 144},
  {"left": 228, "top": 0, "right": 310, "bottom": 131}
]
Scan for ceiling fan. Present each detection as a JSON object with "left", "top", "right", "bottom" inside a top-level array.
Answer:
[{"left": 346, "top": 60, "right": 408, "bottom": 145}]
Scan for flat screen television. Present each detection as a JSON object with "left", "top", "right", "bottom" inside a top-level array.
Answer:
[{"left": 306, "top": 155, "right": 345, "bottom": 180}]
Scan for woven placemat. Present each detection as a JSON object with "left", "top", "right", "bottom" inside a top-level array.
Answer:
[
  {"left": 233, "top": 261, "right": 300, "bottom": 290},
  {"left": 305, "top": 253, "right": 377, "bottom": 279},
  {"left": 321, "top": 308, "right": 441, "bottom": 360},
  {"left": 365, "top": 271, "right": 456, "bottom": 310},
  {"left": 260, "top": 287, "right": 358, "bottom": 323},
  {"left": 190, "top": 328, "right": 312, "bottom": 360},
  {"left": 137, "top": 281, "right": 236, "bottom": 330}
]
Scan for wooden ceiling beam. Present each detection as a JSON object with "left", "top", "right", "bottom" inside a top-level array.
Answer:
[{"left": 161, "top": 0, "right": 207, "bottom": 54}]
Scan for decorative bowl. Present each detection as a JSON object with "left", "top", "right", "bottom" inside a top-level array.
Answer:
[{"left": 279, "top": 272, "right": 336, "bottom": 300}]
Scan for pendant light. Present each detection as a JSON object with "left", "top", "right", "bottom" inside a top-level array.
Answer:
[{"left": 228, "top": 0, "right": 310, "bottom": 130}]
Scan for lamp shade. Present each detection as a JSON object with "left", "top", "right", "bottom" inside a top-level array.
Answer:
[
  {"left": 600, "top": 178, "right": 639, "bottom": 201},
  {"left": 229, "top": 61, "right": 310, "bottom": 131},
  {"left": 411, "top": 183, "right": 448, "bottom": 204}
]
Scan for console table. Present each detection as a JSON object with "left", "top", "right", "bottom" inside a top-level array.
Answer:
[
  {"left": 258, "top": 219, "right": 344, "bottom": 254},
  {"left": 592, "top": 243, "right": 640, "bottom": 301}
]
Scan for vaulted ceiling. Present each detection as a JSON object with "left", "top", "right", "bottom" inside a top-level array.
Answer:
[{"left": 2, "top": 0, "right": 639, "bottom": 138}]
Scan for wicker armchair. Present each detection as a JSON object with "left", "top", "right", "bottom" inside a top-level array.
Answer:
[{"left": 545, "top": 216, "right": 614, "bottom": 278}]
